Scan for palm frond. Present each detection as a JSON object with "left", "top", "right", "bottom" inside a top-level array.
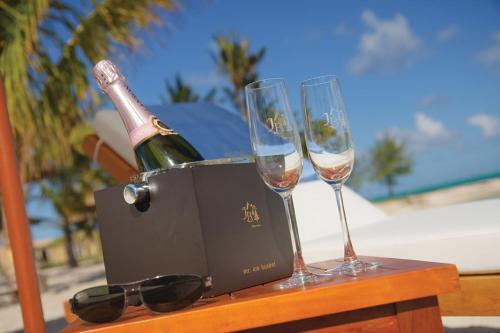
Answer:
[
  {"left": 212, "top": 33, "right": 265, "bottom": 118},
  {"left": 0, "top": 0, "right": 178, "bottom": 182}
]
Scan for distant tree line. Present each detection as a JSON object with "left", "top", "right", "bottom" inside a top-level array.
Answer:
[{"left": 370, "top": 134, "right": 413, "bottom": 197}]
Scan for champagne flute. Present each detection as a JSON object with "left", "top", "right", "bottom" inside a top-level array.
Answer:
[
  {"left": 246, "top": 78, "right": 318, "bottom": 289},
  {"left": 301, "top": 75, "right": 378, "bottom": 275}
]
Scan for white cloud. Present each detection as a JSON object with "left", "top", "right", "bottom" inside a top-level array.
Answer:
[
  {"left": 383, "top": 112, "right": 454, "bottom": 150},
  {"left": 334, "top": 23, "right": 353, "bottom": 37},
  {"left": 349, "top": 10, "right": 423, "bottom": 75},
  {"left": 467, "top": 113, "right": 500, "bottom": 138},
  {"left": 437, "top": 25, "right": 458, "bottom": 41},
  {"left": 415, "top": 112, "right": 453, "bottom": 140},
  {"left": 184, "top": 70, "right": 225, "bottom": 87},
  {"left": 476, "top": 31, "right": 500, "bottom": 71},
  {"left": 418, "top": 93, "right": 449, "bottom": 109}
]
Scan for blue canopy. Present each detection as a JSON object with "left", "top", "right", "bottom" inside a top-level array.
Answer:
[{"left": 148, "top": 103, "right": 253, "bottom": 160}]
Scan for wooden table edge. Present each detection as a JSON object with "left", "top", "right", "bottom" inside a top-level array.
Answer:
[{"left": 61, "top": 260, "right": 459, "bottom": 333}]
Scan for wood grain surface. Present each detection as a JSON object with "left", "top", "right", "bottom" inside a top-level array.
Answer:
[
  {"left": 439, "top": 274, "right": 500, "bottom": 316},
  {"left": 82, "top": 134, "right": 137, "bottom": 183},
  {"left": 61, "top": 257, "right": 459, "bottom": 333}
]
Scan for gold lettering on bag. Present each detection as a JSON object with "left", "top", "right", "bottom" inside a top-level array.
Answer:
[
  {"left": 242, "top": 202, "right": 261, "bottom": 227},
  {"left": 260, "top": 261, "right": 276, "bottom": 270},
  {"left": 242, "top": 260, "right": 277, "bottom": 275}
]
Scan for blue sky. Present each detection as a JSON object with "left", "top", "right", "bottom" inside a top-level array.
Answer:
[
  {"left": 111, "top": 0, "right": 500, "bottom": 197},
  {"left": 28, "top": 0, "right": 500, "bottom": 240}
]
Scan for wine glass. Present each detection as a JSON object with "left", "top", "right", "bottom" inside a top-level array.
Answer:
[
  {"left": 301, "top": 75, "right": 379, "bottom": 276},
  {"left": 246, "top": 78, "right": 319, "bottom": 289}
]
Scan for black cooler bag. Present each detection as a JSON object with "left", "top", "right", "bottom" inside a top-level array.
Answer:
[{"left": 94, "top": 161, "right": 294, "bottom": 296}]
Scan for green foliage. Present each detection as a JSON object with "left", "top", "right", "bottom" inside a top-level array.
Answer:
[
  {"left": 40, "top": 152, "right": 114, "bottom": 223},
  {"left": 161, "top": 74, "right": 217, "bottom": 103},
  {"left": 0, "top": 0, "right": 178, "bottom": 182},
  {"left": 370, "top": 134, "right": 413, "bottom": 196},
  {"left": 69, "top": 122, "right": 95, "bottom": 155},
  {"left": 300, "top": 121, "right": 338, "bottom": 157},
  {"left": 39, "top": 148, "right": 114, "bottom": 267},
  {"left": 299, "top": 131, "right": 308, "bottom": 158},
  {"left": 212, "top": 33, "right": 265, "bottom": 120},
  {"left": 311, "top": 119, "right": 337, "bottom": 146},
  {"left": 345, "top": 152, "right": 368, "bottom": 190}
]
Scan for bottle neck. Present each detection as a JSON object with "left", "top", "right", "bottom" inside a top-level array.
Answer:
[{"left": 104, "top": 80, "right": 158, "bottom": 147}]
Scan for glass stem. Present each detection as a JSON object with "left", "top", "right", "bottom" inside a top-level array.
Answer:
[
  {"left": 332, "top": 185, "right": 357, "bottom": 262},
  {"left": 282, "top": 194, "right": 308, "bottom": 275}
]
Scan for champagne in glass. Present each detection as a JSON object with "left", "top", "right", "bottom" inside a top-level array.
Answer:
[
  {"left": 246, "top": 78, "right": 319, "bottom": 289},
  {"left": 301, "top": 75, "right": 378, "bottom": 276}
]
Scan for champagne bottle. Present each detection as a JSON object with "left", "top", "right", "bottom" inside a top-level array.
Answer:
[{"left": 92, "top": 60, "right": 204, "bottom": 172}]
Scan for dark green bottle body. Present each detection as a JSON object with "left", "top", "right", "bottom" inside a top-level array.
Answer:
[{"left": 134, "top": 133, "right": 204, "bottom": 172}]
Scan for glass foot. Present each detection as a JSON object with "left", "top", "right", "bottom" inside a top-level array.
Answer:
[
  {"left": 323, "top": 259, "right": 379, "bottom": 277},
  {"left": 273, "top": 271, "right": 325, "bottom": 290}
]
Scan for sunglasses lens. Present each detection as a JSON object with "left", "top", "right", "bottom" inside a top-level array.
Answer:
[
  {"left": 72, "top": 286, "right": 125, "bottom": 323},
  {"left": 140, "top": 275, "right": 203, "bottom": 313}
]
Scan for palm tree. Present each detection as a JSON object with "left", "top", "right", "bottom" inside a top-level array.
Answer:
[
  {"left": 0, "top": 0, "right": 178, "bottom": 184},
  {"left": 161, "top": 74, "right": 217, "bottom": 103},
  {"left": 370, "top": 134, "right": 414, "bottom": 197},
  {"left": 212, "top": 34, "right": 265, "bottom": 120},
  {"left": 346, "top": 152, "right": 369, "bottom": 191},
  {"left": 0, "top": 0, "right": 178, "bottom": 269},
  {"left": 40, "top": 150, "right": 113, "bottom": 267}
]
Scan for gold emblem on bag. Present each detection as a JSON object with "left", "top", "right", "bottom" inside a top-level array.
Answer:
[
  {"left": 152, "top": 117, "right": 178, "bottom": 135},
  {"left": 242, "top": 202, "right": 261, "bottom": 227}
]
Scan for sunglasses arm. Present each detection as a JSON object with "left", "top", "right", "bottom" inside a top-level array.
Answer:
[{"left": 69, "top": 298, "right": 76, "bottom": 314}]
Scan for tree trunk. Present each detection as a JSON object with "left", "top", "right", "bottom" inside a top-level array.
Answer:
[
  {"left": 234, "top": 90, "right": 247, "bottom": 122},
  {"left": 62, "top": 220, "right": 78, "bottom": 268},
  {"left": 385, "top": 176, "right": 394, "bottom": 197}
]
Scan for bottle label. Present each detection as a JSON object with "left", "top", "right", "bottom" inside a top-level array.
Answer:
[{"left": 130, "top": 116, "right": 177, "bottom": 147}]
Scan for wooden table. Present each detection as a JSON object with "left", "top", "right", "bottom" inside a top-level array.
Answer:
[{"left": 61, "top": 257, "right": 459, "bottom": 333}]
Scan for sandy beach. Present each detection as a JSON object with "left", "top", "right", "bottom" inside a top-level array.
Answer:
[
  {"left": 0, "top": 262, "right": 106, "bottom": 333},
  {"left": 374, "top": 177, "right": 500, "bottom": 215}
]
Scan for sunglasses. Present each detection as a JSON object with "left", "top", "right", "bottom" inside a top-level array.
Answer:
[{"left": 69, "top": 274, "right": 212, "bottom": 323}]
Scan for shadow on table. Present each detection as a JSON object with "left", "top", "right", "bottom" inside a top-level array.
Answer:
[{"left": 445, "top": 327, "right": 500, "bottom": 333}]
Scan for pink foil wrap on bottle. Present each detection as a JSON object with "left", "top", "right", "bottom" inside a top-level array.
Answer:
[
  {"left": 129, "top": 116, "right": 158, "bottom": 147},
  {"left": 93, "top": 60, "right": 159, "bottom": 147}
]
